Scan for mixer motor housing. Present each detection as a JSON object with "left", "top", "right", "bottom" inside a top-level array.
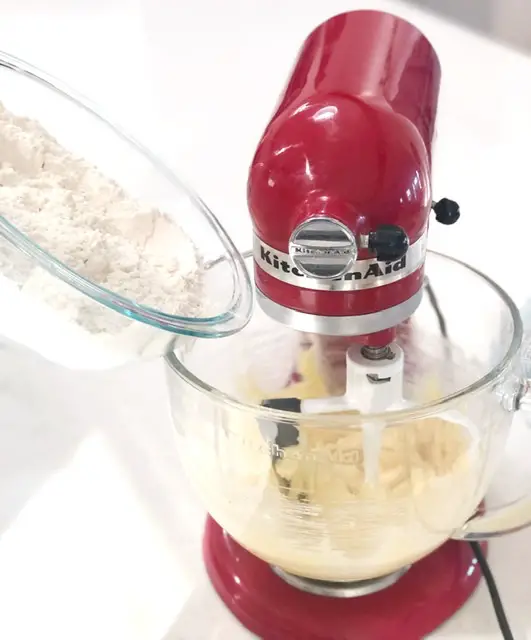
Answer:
[{"left": 248, "top": 10, "right": 458, "bottom": 344}]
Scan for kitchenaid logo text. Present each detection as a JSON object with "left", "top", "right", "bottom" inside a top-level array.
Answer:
[
  {"left": 253, "top": 233, "right": 426, "bottom": 292},
  {"left": 223, "top": 428, "right": 362, "bottom": 464},
  {"left": 261, "top": 245, "right": 406, "bottom": 280},
  {"left": 291, "top": 246, "right": 352, "bottom": 257}
]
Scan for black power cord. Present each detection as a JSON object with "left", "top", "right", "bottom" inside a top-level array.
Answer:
[
  {"left": 469, "top": 541, "right": 514, "bottom": 639},
  {"left": 425, "top": 280, "right": 515, "bottom": 640}
]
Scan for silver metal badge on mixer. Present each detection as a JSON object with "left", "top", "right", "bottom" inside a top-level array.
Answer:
[{"left": 288, "top": 218, "right": 358, "bottom": 279}]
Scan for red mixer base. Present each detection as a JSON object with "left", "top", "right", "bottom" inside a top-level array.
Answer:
[{"left": 203, "top": 516, "right": 485, "bottom": 640}]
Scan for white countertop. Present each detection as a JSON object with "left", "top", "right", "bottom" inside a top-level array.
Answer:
[{"left": 1, "top": 1, "right": 531, "bottom": 638}]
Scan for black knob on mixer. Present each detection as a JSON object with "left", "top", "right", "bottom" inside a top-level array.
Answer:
[
  {"left": 432, "top": 198, "right": 460, "bottom": 225},
  {"left": 368, "top": 225, "right": 409, "bottom": 262}
]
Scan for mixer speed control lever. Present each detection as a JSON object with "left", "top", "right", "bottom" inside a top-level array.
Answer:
[{"left": 368, "top": 225, "right": 409, "bottom": 262}]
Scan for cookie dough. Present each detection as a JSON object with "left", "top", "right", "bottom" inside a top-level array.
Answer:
[{"left": 188, "top": 345, "right": 482, "bottom": 582}]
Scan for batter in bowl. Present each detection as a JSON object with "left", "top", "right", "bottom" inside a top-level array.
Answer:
[{"left": 186, "top": 344, "right": 483, "bottom": 582}]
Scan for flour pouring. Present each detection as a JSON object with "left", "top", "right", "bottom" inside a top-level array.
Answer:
[
  {"left": 0, "top": 51, "right": 252, "bottom": 369},
  {"left": 4, "top": 12, "right": 531, "bottom": 640}
]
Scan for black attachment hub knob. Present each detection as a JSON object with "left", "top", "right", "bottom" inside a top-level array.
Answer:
[
  {"left": 260, "top": 398, "right": 300, "bottom": 449},
  {"left": 368, "top": 225, "right": 409, "bottom": 262},
  {"left": 432, "top": 198, "right": 460, "bottom": 225}
]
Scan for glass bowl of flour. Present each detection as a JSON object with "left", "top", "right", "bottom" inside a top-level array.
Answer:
[
  {"left": 0, "top": 51, "right": 252, "bottom": 369},
  {"left": 164, "top": 251, "right": 531, "bottom": 583}
]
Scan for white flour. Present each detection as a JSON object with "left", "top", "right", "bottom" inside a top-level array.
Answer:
[{"left": 0, "top": 102, "right": 204, "bottom": 369}]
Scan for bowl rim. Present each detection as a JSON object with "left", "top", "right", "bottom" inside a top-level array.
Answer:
[
  {"left": 0, "top": 50, "right": 253, "bottom": 338},
  {"left": 165, "top": 249, "right": 524, "bottom": 425}
]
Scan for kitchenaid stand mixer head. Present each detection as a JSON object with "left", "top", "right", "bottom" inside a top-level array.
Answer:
[{"left": 248, "top": 9, "right": 460, "bottom": 416}]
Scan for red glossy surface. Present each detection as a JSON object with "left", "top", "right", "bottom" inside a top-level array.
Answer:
[
  {"left": 204, "top": 517, "right": 485, "bottom": 640},
  {"left": 248, "top": 10, "right": 440, "bottom": 319},
  {"left": 356, "top": 327, "right": 397, "bottom": 347}
]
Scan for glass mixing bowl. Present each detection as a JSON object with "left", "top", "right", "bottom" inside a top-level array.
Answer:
[
  {"left": 0, "top": 52, "right": 252, "bottom": 369},
  {"left": 165, "top": 250, "right": 531, "bottom": 584}
]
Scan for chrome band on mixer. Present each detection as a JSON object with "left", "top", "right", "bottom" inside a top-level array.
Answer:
[
  {"left": 256, "top": 288, "right": 423, "bottom": 336},
  {"left": 253, "top": 230, "right": 427, "bottom": 291}
]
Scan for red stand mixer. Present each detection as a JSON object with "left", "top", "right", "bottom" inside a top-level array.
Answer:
[
  {"left": 157, "top": 8, "right": 531, "bottom": 640},
  {"left": 202, "top": 10, "right": 479, "bottom": 639}
]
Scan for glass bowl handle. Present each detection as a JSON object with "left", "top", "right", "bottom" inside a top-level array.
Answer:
[
  {"left": 452, "top": 332, "right": 531, "bottom": 540},
  {"left": 453, "top": 499, "right": 531, "bottom": 540}
]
